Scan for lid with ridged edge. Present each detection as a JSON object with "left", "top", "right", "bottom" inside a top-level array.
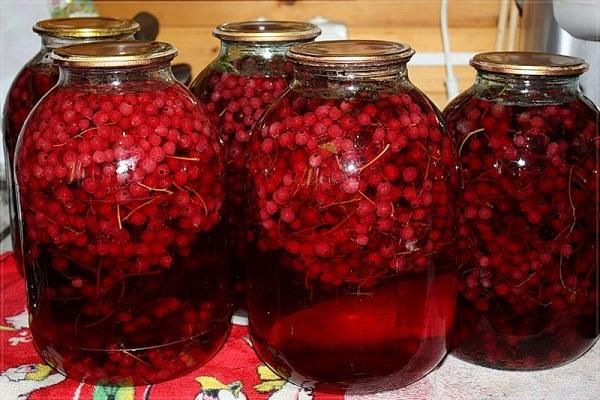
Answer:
[
  {"left": 33, "top": 17, "right": 139, "bottom": 39},
  {"left": 287, "top": 40, "right": 415, "bottom": 68},
  {"left": 470, "top": 51, "right": 588, "bottom": 76},
  {"left": 51, "top": 41, "right": 177, "bottom": 68},
  {"left": 213, "top": 21, "right": 321, "bottom": 42}
]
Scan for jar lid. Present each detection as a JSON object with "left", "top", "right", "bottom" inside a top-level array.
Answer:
[
  {"left": 33, "top": 17, "right": 140, "bottom": 39},
  {"left": 51, "top": 41, "right": 177, "bottom": 68},
  {"left": 213, "top": 21, "right": 321, "bottom": 42},
  {"left": 286, "top": 40, "right": 415, "bottom": 68},
  {"left": 470, "top": 51, "right": 589, "bottom": 76}
]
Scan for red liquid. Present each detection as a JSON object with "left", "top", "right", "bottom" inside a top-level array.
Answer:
[
  {"left": 16, "top": 82, "right": 231, "bottom": 384},
  {"left": 3, "top": 64, "right": 58, "bottom": 269},
  {"left": 246, "top": 90, "right": 459, "bottom": 387},
  {"left": 249, "top": 263, "right": 456, "bottom": 386},
  {"left": 191, "top": 57, "right": 291, "bottom": 305},
  {"left": 444, "top": 95, "right": 599, "bottom": 369}
]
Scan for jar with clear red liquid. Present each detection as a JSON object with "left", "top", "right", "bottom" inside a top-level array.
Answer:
[
  {"left": 15, "top": 41, "right": 231, "bottom": 385},
  {"left": 444, "top": 52, "right": 599, "bottom": 369},
  {"left": 190, "top": 21, "right": 321, "bottom": 304},
  {"left": 246, "top": 40, "right": 459, "bottom": 389},
  {"left": 3, "top": 17, "right": 139, "bottom": 270}
]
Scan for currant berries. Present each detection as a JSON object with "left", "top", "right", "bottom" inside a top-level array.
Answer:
[
  {"left": 445, "top": 86, "right": 599, "bottom": 369},
  {"left": 247, "top": 90, "right": 458, "bottom": 289},
  {"left": 16, "top": 78, "right": 229, "bottom": 384}
]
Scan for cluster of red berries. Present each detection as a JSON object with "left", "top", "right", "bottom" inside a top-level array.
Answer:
[
  {"left": 16, "top": 82, "right": 230, "bottom": 383},
  {"left": 4, "top": 65, "right": 58, "bottom": 151},
  {"left": 247, "top": 90, "right": 459, "bottom": 288},
  {"left": 34, "top": 292, "right": 229, "bottom": 384},
  {"left": 445, "top": 96, "right": 599, "bottom": 368},
  {"left": 3, "top": 64, "right": 58, "bottom": 266},
  {"left": 191, "top": 56, "right": 291, "bottom": 296}
]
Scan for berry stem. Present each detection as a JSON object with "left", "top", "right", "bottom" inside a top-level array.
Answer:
[
  {"left": 122, "top": 198, "right": 158, "bottom": 222},
  {"left": 121, "top": 348, "right": 151, "bottom": 367},
  {"left": 116, "top": 204, "right": 122, "bottom": 230},
  {"left": 359, "top": 144, "right": 390, "bottom": 172},
  {"left": 185, "top": 185, "right": 208, "bottom": 215},
  {"left": 136, "top": 182, "right": 173, "bottom": 194},
  {"left": 567, "top": 166, "right": 576, "bottom": 234},
  {"left": 53, "top": 124, "right": 116, "bottom": 147},
  {"left": 166, "top": 155, "right": 200, "bottom": 162},
  {"left": 84, "top": 310, "right": 114, "bottom": 328},
  {"left": 358, "top": 190, "right": 376, "bottom": 207},
  {"left": 319, "top": 197, "right": 360, "bottom": 210},
  {"left": 458, "top": 128, "right": 485, "bottom": 157}
]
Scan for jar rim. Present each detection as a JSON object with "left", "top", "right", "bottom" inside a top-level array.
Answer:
[
  {"left": 33, "top": 17, "right": 140, "bottom": 39},
  {"left": 213, "top": 20, "right": 321, "bottom": 42},
  {"left": 51, "top": 41, "right": 177, "bottom": 68},
  {"left": 470, "top": 51, "right": 588, "bottom": 76},
  {"left": 286, "top": 40, "right": 415, "bottom": 68}
]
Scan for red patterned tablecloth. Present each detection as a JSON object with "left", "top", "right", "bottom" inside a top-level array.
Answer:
[
  {"left": 2, "top": 251, "right": 599, "bottom": 400},
  {"left": 0, "top": 252, "right": 351, "bottom": 400}
]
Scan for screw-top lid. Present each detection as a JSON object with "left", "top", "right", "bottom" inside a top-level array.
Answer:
[
  {"left": 33, "top": 17, "right": 140, "bottom": 39},
  {"left": 470, "top": 51, "right": 589, "bottom": 76},
  {"left": 51, "top": 41, "right": 177, "bottom": 68},
  {"left": 286, "top": 40, "right": 415, "bottom": 68},
  {"left": 213, "top": 21, "right": 321, "bottom": 42}
]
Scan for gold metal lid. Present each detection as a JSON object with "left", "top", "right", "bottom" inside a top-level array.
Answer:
[
  {"left": 51, "top": 41, "right": 177, "bottom": 68},
  {"left": 287, "top": 40, "right": 415, "bottom": 68},
  {"left": 33, "top": 17, "right": 139, "bottom": 39},
  {"left": 213, "top": 21, "right": 321, "bottom": 42},
  {"left": 470, "top": 51, "right": 588, "bottom": 76}
]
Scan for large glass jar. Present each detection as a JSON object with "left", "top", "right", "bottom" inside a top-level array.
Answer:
[
  {"left": 190, "top": 21, "right": 321, "bottom": 304},
  {"left": 3, "top": 17, "right": 139, "bottom": 270},
  {"left": 15, "top": 41, "right": 231, "bottom": 385},
  {"left": 444, "top": 52, "right": 599, "bottom": 369},
  {"left": 246, "top": 40, "right": 459, "bottom": 389}
]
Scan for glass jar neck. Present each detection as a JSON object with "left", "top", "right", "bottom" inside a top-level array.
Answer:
[
  {"left": 218, "top": 39, "right": 295, "bottom": 59},
  {"left": 291, "top": 63, "right": 412, "bottom": 98},
  {"left": 472, "top": 71, "right": 582, "bottom": 104},
  {"left": 57, "top": 62, "right": 176, "bottom": 88},
  {"left": 40, "top": 33, "right": 135, "bottom": 51},
  {"left": 216, "top": 39, "right": 302, "bottom": 76}
]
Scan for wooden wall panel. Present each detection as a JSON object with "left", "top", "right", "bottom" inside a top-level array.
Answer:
[
  {"left": 96, "top": 1, "right": 500, "bottom": 28},
  {"left": 95, "top": 0, "right": 500, "bottom": 107}
]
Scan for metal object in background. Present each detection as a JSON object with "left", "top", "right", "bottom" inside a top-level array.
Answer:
[
  {"left": 172, "top": 63, "right": 192, "bottom": 86},
  {"left": 133, "top": 11, "right": 159, "bottom": 41},
  {"left": 518, "top": 0, "right": 600, "bottom": 107}
]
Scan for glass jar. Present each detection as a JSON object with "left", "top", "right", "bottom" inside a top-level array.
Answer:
[
  {"left": 190, "top": 21, "right": 321, "bottom": 304},
  {"left": 246, "top": 40, "right": 459, "bottom": 389},
  {"left": 15, "top": 41, "right": 231, "bottom": 385},
  {"left": 444, "top": 52, "right": 599, "bottom": 369},
  {"left": 3, "top": 17, "right": 139, "bottom": 270}
]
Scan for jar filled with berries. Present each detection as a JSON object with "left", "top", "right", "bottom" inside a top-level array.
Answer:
[
  {"left": 444, "top": 52, "right": 599, "bottom": 369},
  {"left": 15, "top": 41, "right": 231, "bottom": 385},
  {"left": 246, "top": 40, "right": 459, "bottom": 389},
  {"left": 3, "top": 17, "right": 139, "bottom": 270},
  {"left": 190, "top": 21, "right": 321, "bottom": 304}
]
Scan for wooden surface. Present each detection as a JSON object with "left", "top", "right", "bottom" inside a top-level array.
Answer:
[{"left": 95, "top": 0, "right": 503, "bottom": 108}]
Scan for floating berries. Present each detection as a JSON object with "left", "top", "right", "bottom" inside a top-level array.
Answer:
[
  {"left": 248, "top": 91, "right": 458, "bottom": 287},
  {"left": 190, "top": 55, "right": 291, "bottom": 301},
  {"left": 3, "top": 65, "right": 59, "bottom": 268},
  {"left": 246, "top": 84, "right": 459, "bottom": 387},
  {"left": 445, "top": 91, "right": 600, "bottom": 369},
  {"left": 16, "top": 80, "right": 230, "bottom": 384}
]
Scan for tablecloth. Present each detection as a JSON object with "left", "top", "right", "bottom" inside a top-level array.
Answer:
[{"left": 1, "top": 251, "right": 599, "bottom": 400}]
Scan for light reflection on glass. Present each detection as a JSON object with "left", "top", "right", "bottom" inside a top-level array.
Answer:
[{"left": 116, "top": 157, "right": 137, "bottom": 175}]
